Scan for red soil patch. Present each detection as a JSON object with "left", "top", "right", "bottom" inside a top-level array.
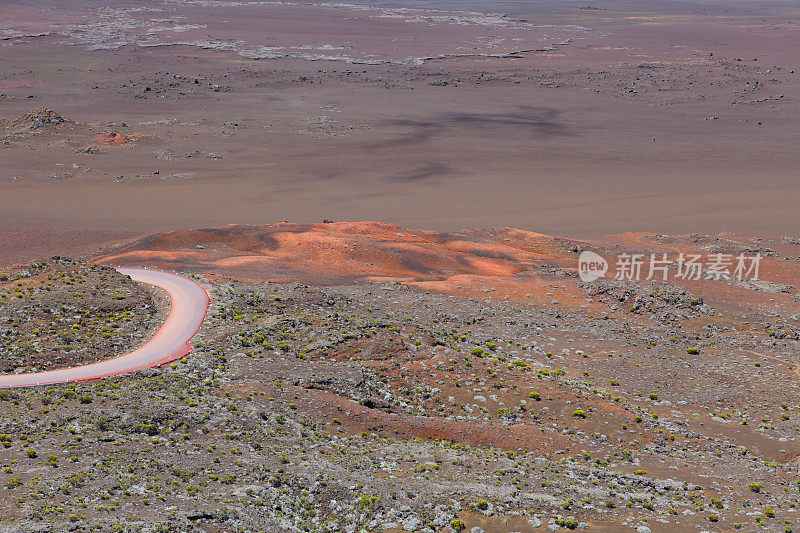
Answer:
[
  {"left": 95, "top": 221, "right": 799, "bottom": 315},
  {"left": 92, "top": 132, "right": 159, "bottom": 146},
  {"left": 96, "top": 221, "right": 586, "bottom": 303}
]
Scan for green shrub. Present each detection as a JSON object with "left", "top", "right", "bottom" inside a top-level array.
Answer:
[{"left": 356, "top": 494, "right": 381, "bottom": 512}]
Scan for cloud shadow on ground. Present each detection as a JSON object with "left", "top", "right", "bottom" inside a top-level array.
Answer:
[{"left": 371, "top": 106, "right": 570, "bottom": 148}]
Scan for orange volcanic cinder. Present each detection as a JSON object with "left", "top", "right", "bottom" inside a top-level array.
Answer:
[
  {"left": 96, "top": 221, "right": 584, "bottom": 303},
  {"left": 92, "top": 132, "right": 160, "bottom": 146}
]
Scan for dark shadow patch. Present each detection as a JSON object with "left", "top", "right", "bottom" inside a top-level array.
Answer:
[
  {"left": 466, "top": 249, "right": 515, "bottom": 261},
  {"left": 256, "top": 233, "right": 280, "bottom": 251},
  {"left": 373, "top": 106, "right": 569, "bottom": 148},
  {"left": 383, "top": 162, "right": 451, "bottom": 183},
  {"left": 371, "top": 119, "right": 444, "bottom": 147}
]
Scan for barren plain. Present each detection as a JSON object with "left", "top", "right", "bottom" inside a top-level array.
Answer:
[
  {"left": 1, "top": 0, "right": 800, "bottom": 532},
  {"left": 1, "top": 0, "right": 799, "bottom": 260}
]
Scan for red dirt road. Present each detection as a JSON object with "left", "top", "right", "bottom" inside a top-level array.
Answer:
[{"left": 0, "top": 268, "right": 208, "bottom": 388}]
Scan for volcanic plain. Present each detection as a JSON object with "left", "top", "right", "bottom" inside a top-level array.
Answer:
[
  {"left": 1, "top": 0, "right": 800, "bottom": 531},
  {"left": 1, "top": 0, "right": 799, "bottom": 261}
]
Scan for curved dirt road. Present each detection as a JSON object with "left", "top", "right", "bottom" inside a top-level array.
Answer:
[{"left": 0, "top": 268, "right": 209, "bottom": 388}]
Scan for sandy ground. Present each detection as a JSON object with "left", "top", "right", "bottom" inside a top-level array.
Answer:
[
  {"left": 0, "top": 227, "right": 140, "bottom": 268},
  {"left": 0, "top": 0, "right": 798, "bottom": 259}
]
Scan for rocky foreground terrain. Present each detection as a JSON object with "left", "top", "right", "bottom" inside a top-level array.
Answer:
[
  {"left": 1, "top": 223, "right": 799, "bottom": 532},
  {"left": 0, "top": 258, "right": 159, "bottom": 373}
]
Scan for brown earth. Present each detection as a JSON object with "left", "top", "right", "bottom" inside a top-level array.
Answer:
[
  {"left": 0, "top": 227, "right": 140, "bottom": 268},
  {"left": 0, "top": 0, "right": 798, "bottom": 239}
]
